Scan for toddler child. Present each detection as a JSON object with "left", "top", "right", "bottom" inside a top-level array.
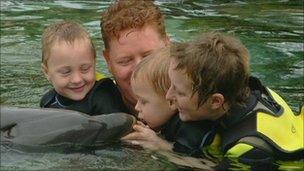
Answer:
[{"left": 121, "top": 47, "right": 176, "bottom": 150}]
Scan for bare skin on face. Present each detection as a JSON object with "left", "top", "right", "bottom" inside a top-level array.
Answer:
[
  {"left": 42, "top": 39, "right": 95, "bottom": 101},
  {"left": 166, "top": 58, "right": 226, "bottom": 121},
  {"left": 103, "top": 25, "right": 169, "bottom": 114}
]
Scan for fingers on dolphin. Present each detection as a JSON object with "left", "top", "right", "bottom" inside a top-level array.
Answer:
[{"left": 0, "top": 106, "right": 135, "bottom": 148}]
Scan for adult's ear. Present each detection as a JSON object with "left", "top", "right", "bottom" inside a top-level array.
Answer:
[
  {"left": 102, "top": 49, "right": 110, "bottom": 63},
  {"left": 102, "top": 49, "right": 112, "bottom": 74},
  {"left": 208, "top": 93, "right": 225, "bottom": 110},
  {"left": 41, "top": 63, "right": 50, "bottom": 82},
  {"left": 164, "top": 35, "right": 171, "bottom": 46}
]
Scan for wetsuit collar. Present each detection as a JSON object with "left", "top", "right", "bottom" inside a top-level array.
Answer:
[
  {"left": 219, "top": 93, "right": 258, "bottom": 130},
  {"left": 55, "top": 94, "right": 77, "bottom": 107}
]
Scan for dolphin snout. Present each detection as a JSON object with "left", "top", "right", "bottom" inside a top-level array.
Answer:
[{"left": 93, "top": 113, "right": 136, "bottom": 143}]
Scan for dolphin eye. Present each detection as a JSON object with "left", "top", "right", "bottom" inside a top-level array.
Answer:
[
  {"left": 4, "top": 128, "right": 15, "bottom": 139},
  {"left": 4, "top": 130, "right": 12, "bottom": 139},
  {"left": 1, "top": 123, "right": 16, "bottom": 139},
  {"left": 0, "top": 123, "right": 16, "bottom": 131}
]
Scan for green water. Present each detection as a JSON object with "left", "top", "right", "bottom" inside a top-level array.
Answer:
[{"left": 1, "top": 0, "right": 303, "bottom": 170}]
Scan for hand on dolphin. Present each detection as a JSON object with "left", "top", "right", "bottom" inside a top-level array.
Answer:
[
  {"left": 1, "top": 106, "right": 135, "bottom": 150},
  {"left": 121, "top": 121, "right": 173, "bottom": 151}
]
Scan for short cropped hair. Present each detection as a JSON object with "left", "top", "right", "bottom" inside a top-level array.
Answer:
[
  {"left": 171, "top": 32, "right": 250, "bottom": 106},
  {"left": 132, "top": 47, "right": 171, "bottom": 97},
  {"left": 100, "top": 0, "right": 166, "bottom": 49},
  {"left": 42, "top": 21, "right": 95, "bottom": 65}
]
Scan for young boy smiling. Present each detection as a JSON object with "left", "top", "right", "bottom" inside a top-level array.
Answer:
[{"left": 40, "top": 21, "right": 127, "bottom": 115}]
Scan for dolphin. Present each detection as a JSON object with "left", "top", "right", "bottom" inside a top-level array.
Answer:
[{"left": 0, "top": 106, "right": 135, "bottom": 152}]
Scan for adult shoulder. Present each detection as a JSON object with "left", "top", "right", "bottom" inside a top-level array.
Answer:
[{"left": 89, "top": 78, "right": 129, "bottom": 115}]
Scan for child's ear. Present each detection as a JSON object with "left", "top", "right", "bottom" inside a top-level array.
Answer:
[
  {"left": 209, "top": 93, "right": 225, "bottom": 110},
  {"left": 41, "top": 63, "right": 50, "bottom": 82}
]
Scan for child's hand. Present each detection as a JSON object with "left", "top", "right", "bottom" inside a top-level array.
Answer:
[{"left": 121, "top": 122, "right": 173, "bottom": 151}]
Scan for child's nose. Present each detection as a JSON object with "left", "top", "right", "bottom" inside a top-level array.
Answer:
[
  {"left": 70, "top": 72, "right": 82, "bottom": 83},
  {"left": 134, "top": 101, "right": 141, "bottom": 112}
]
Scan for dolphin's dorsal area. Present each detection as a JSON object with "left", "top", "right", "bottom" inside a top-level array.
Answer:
[{"left": 0, "top": 106, "right": 135, "bottom": 151}]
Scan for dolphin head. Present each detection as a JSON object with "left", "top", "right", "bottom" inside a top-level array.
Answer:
[{"left": 0, "top": 106, "right": 135, "bottom": 151}]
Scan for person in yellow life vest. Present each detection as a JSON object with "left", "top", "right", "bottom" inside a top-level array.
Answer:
[{"left": 165, "top": 32, "right": 303, "bottom": 169}]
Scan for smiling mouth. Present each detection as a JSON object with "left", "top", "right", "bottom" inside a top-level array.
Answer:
[{"left": 70, "top": 85, "right": 85, "bottom": 92}]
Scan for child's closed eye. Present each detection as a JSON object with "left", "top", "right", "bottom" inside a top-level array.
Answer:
[
  {"left": 58, "top": 68, "right": 71, "bottom": 76},
  {"left": 80, "top": 65, "right": 92, "bottom": 73},
  {"left": 138, "top": 98, "right": 148, "bottom": 105}
]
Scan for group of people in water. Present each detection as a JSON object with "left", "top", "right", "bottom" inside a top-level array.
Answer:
[{"left": 38, "top": 0, "right": 303, "bottom": 170}]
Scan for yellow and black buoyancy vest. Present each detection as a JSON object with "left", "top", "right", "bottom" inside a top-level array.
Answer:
[{"left": 219, "top": 77, "right": 303, "bottom": 160}]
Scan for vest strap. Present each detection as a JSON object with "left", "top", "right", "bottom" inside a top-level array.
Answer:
[
  {"left": 225, "top": 143, "right": 253, "bottom": 158},
  {"left": 238, "top": 136, "right": 273, "bottom": 155},
  {"left": 226, "top": 136, "right": 274, "bottom": 158}
]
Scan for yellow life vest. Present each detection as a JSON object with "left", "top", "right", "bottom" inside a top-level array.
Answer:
[
  {"left": 256, "top": 88, "right": 303, "bottom": 154},
  {"left": 220, "top": 77, "right": 303, "bottom": 159},
  {"left": 96, "top": 72, "right": 106, "bottom": 81},
  {"left": 225, "top": 94, "right": 303, "bottom": 159}
]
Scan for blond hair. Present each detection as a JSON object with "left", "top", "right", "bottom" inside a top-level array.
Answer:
[
  {"left": 132, "top": 47, "right": 171, "bottom": 97},
  {"left": 42, "top": 21, "right": 95, "bottom": 65},
  {"left": 171, "top": 32, "right": 250, "bottom": 106},
  {"left": 100, "top": 0, "right": 166, "bottom": 49}
]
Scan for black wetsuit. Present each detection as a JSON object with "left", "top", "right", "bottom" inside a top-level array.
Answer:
[
  {"left": 162, "top": 77, "right": 303, "bottom": 170},
  {"left": 162, "top": 114, "right": 215, "bottom": 156},
  {"left": 40, "top": 78, "right": 129, "bottom": 115}
]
